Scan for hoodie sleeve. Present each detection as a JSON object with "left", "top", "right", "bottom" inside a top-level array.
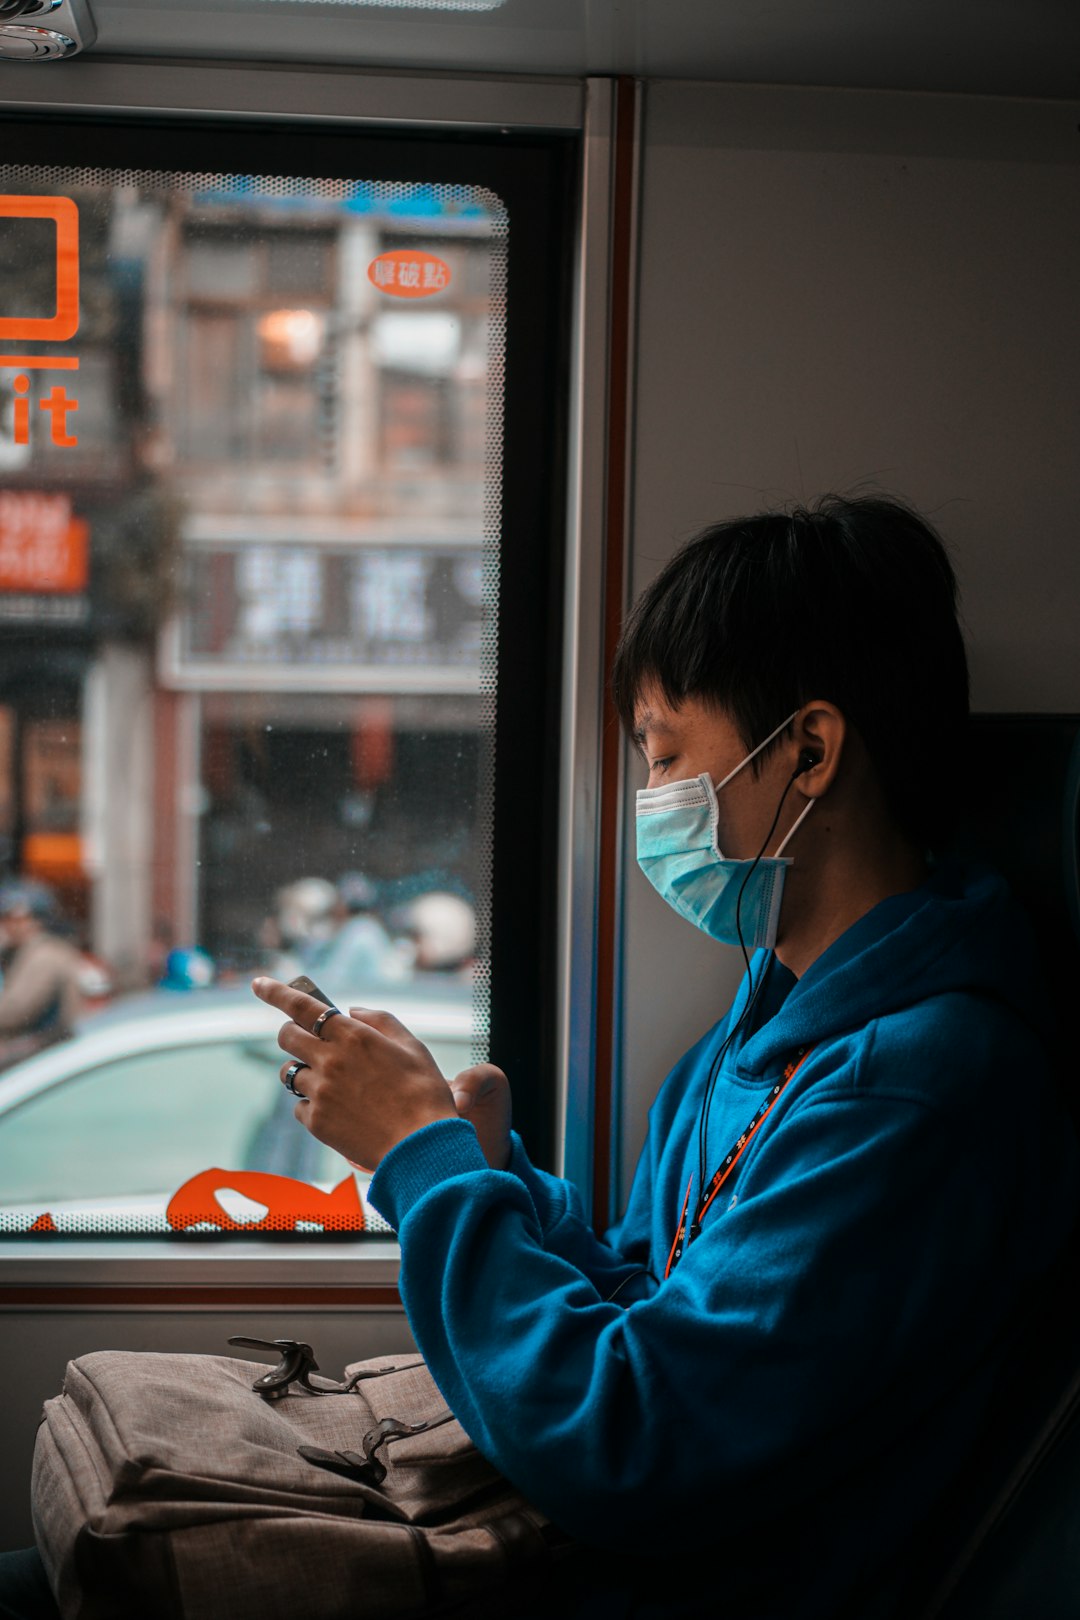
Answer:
[
  {"left": 483, "top": 1020, "right": 728, "bottom": 1300},
  {"left": 503, "top": 1131, "right": 657, "bottom": 1303},
  {"left": 368, "top": 1070, "right": 1069, "bottom": 1552}
]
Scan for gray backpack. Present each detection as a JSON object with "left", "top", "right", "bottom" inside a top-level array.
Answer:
[{"left": 32, "top": 1343, "right": 574, "bottom": 1619}]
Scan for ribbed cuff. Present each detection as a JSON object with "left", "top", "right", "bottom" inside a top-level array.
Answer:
[{"left": 368, "top": 1116, "right": 489, "bottom": 1231}]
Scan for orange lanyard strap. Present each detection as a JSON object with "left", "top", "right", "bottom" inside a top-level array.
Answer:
[
  {"left": 664, "top": 1045, "right": 815, "bottom": 1279},
  {"left": 663, "top": 1175, "right": 694, "bottom": 1281}
]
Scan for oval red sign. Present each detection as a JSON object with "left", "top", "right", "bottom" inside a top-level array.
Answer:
[{"left": 368, "top": 249, "right": 452, "bottom": 299}]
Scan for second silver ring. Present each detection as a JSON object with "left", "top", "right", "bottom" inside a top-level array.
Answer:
[{"left": 283, "top": 1059, "right": 311, "bottom": 1100}]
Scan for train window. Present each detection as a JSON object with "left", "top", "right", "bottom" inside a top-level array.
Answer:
[{"left": 0, "top": 115, "right": 572, "bottom": 1236}]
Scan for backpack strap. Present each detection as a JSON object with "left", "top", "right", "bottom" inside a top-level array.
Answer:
[
  {"left": 228, "top": 1336, "right": 424, "bottom": 1401},
  {"left": 299, "top": 1411, "right": 457, "bottom": 1489}
]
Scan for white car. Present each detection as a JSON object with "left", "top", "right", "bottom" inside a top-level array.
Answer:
[{"left": 0, "top": 989, "right": 475, "bottom": 1237}]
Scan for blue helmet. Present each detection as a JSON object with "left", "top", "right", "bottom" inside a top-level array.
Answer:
[{"left": 160, "top": 947, "right": 216, "bottom": 991}]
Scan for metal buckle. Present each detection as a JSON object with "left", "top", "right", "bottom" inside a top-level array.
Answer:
[{"left": 228, "top": 1336, "right": 419, "bottom": 1401}]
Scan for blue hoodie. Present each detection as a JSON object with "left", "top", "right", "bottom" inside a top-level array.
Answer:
[{"left": 369, "top": 863, "right": 1079, "bottom": 1617}]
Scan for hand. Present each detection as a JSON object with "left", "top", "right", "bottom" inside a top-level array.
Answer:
[
  {"left": 448, "top": 1064, "right": 512, "bottom": 1171},
  {"left": 252, "top": 978, "right": 457, "bottom": 1171}
]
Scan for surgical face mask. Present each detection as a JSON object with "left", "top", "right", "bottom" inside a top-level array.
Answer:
[{"left": 635, "top": 712, "right": 815, "bottom": 951}]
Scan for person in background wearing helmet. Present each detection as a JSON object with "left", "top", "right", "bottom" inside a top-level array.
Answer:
[
  {"left": 0, "top": 881, "right": 83, "bottom": 1073},
  {"left": 307, "top": 872, "right": 408, "bottom": 996},
  {"left": 260, "top": 876, "right": 339, "bottom": 984}
]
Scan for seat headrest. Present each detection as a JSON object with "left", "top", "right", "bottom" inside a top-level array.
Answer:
[{"left": 952, "top": 715, "right": 1080, "bottom": 951}]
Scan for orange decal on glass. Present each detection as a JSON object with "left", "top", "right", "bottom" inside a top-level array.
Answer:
[
  {"left": 28, "top": 1212, "right": 57, "bottom": 1233},
  {"left": 0, "top": 198, "right": 80, "bottom": 447},
  {"left": 167, "top": 1169, "right": 367, "bottom": 1233},
  {"left": 368, "top": 250, "right": 452, "bottom": 299},
  {"left": 0, "top": 196, "right": 80, "bottom": 342}
]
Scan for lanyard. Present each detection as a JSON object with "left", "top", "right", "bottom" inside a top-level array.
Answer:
[{"left": 663, "top": 1044, "right": 815, "bottom": 1278}]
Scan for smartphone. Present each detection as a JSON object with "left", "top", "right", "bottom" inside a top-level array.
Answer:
[{"left": 288, "top": 974, "right": 336, "bottom": 1008}]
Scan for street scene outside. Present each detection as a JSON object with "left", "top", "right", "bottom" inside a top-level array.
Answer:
[{"left": 0, "top": 165, "right": 504, "bottom": 1230}]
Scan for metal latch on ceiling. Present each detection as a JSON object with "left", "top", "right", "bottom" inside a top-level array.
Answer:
[{"left": 0, "top": 0, "right": 95, "bottom": 59}]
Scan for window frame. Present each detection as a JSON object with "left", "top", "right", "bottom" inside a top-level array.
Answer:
[{"left": 0, "top": 63, "right": 610, "bottom": 1289}]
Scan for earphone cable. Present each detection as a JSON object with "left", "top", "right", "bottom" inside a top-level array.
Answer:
[{"left": 692, "top": 772, "right": 799, "bottom": 1235}]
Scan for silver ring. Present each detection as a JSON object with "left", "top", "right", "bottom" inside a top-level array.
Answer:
[
  {"left": 311, "top": 1006, "right": 342, "bottom": 1040},
  {"left": 283, "top": 1060, "right": 310, "bottom": 1100}
]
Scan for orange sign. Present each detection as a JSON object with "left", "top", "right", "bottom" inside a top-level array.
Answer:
[
  {"left": 167, "top": 1168, "right": 368, "bottom": 1234},
  {"left": 0, "top": 196, "right": 79, "bottom": 343},
  {"left": 368, "top": 249, "right": 452, "bottom": 299},
  {"left": 0, "top": 493, "right": 88, "bottom": 592},
  {"left": 22, "top": 834, "right": 84, "bottom": 881}
]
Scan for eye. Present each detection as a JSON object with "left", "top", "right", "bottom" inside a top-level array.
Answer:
[{"left": 649, "top": 756, "right": 675, "bottom": 779}]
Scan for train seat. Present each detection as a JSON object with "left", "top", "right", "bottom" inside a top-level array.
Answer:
[{"left": 894, "top": 714, "right": 1080, "bottom": 1618}]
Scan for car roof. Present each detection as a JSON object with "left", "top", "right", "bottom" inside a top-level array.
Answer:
[{"left": 0, "top": 988, "right": 474, "bottom": 1114}]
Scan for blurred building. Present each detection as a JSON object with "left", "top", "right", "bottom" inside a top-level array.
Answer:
[
  {"left": 0, "top": 172, "right": 500, "bottom": 983},
  {"left": 0, "top": 186, "right": 170, "bottom": 974}
]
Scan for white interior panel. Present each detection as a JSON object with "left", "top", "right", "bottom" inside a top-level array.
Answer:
[{"left": 617, "top": 80, "right": 1080, "bottom": 1203}]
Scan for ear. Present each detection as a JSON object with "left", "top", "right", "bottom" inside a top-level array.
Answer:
[{"left": 790, "top": 703, "right": 845, "bottom": 798}]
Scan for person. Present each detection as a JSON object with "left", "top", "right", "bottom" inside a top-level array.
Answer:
[
  {"left": 0, "top": 881, "right": 82, "bottom": 1073},
  {"left": 251, "top": 495, "right": 1078, "bottom": 1617},
  {"left": 306, "top": 871, "right": 409, "bottom": 995},
  {"left": 3, "top": 494, "right": 1075, "bottom": 1617},
  {"left": 260, "top": 876, "right": 339, "bottom": 983}
]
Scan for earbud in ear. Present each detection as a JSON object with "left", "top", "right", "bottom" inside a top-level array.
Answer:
[{"left": 794, "top": 750, "right": 820, "bottom": 777}]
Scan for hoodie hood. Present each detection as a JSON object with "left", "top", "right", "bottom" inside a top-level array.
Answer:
[{"left": 737, "top": 860, "right": 1049, "bottom": 1077}]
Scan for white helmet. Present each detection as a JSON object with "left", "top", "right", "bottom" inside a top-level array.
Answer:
[
  {"left": 405, "top": 892, "right": 475, "bottom": 971},
  {"left": 276, "top": 877, "right": 338, "bottom": 947}
]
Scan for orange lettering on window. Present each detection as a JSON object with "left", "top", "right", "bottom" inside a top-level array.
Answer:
[
  {"left": 368, "top": 250, "right": 452, "bottom": 300},
  {"left": 0, "top": 196, "right": 79, "bottom": 343}
]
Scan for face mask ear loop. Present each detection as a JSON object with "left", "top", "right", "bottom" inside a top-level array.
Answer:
[
  {"left": 774, "top": 794, "right": 815, "bottom": 858},
  {"left": 712, "top": 710, "right": 799, "bottom": 797}
]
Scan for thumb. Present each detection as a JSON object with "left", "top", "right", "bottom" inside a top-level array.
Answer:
[
  {"left": 449, "top": 1063, "right": 506, "bottom": 1113},
  {"left": 450, "top": 1086, "right": 474, "bottom": 1116}
]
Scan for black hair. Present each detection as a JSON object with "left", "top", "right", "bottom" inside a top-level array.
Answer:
[{"left": 612, "top": 494, "right": 970, "bottom": 850}]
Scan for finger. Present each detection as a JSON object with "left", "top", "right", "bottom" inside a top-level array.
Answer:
[
  {"left": 347, "top": 1007, "right": 427, "bottom": 1050},
  {"left": 253, "top": 976, "right": 331, "bottom": 1030},
  {"left": 450, "top": 1064, "right": 506, "bottom": 1101},
  {"left": 276, "top": 1020, "right": 325, "bottom": 1063}
]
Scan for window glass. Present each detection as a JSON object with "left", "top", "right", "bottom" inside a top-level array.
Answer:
[
  {"left": 0, "top": 1039, "right": 282, "bottom": 1204},
  {"left": 0, "top": 147, "right": 510, "bottom": 1235},
  {"left": 0, "top": 1024, "right": 472, "bottom": 1215}
]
